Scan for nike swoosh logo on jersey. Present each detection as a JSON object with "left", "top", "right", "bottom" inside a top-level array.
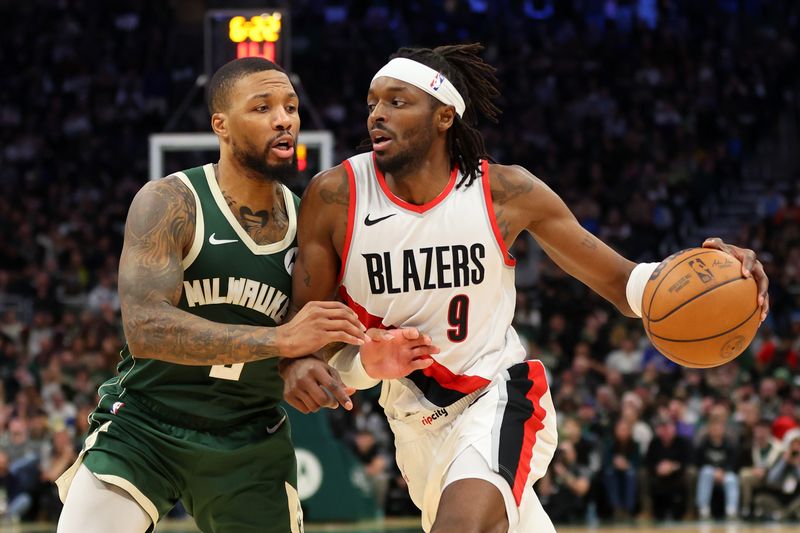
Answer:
[
  {"left": 266, "top": 415, "right": 287, "bottom": 434},
  {"left": 364, "top": 213, "right": 396, "bottom": 226},
  {"left": 208, "top": 233, "right": 238, "bottom": 245}
]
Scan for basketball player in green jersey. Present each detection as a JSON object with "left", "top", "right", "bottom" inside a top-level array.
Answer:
[{"left": 54, "top": 58, "right": 367, "bottom": 533}]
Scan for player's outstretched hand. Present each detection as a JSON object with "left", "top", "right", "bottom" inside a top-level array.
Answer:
[
  {"left": 702, "top": 237, "right": 769, "bottom": 322},
  {"left": 279, "top": 356, "right": 356, "bottom": 413},
  {"left": 360, "top": 327, "right": 440, "bottom": 380},
  {"left": 277, "top": 301, "right": 366, "bottom": 358}
]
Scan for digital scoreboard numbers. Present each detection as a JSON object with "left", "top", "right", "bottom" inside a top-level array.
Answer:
[{"left": 204, "top": 9, "right": 290, "bottom": 76}]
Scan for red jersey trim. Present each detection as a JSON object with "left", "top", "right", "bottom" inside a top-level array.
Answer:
[
  {"left": 372, "top": 152, "right": 458, "bottom": 214},
  {"left": 481, "top": 161, "right": 517, "bottom": 267},
  {"left": 337, "top": 160, "right": 358, "bottom": 284},
  {"left": 338, "top": 286, "right": 387, "bottom": 331},
  {"left": 420, "top": 360, "right": 490, "bottom": 395},
  {"left": 512, "top": 360, "right": 548, "bottom": 504}
]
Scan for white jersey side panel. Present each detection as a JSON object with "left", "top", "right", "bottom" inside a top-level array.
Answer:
[{"left": 339, "top": 152, "right": 526, "bottom": 418}]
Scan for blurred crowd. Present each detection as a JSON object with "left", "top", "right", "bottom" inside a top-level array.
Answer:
[{"left": 0, "top": 0, "right": 799, "bottom": 525}]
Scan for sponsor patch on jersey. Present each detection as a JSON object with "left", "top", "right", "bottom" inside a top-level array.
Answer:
[
  {"left": 110, "top": 401, "right": 125, "bottom": 415},
  {"left": 421, "top": 407, "right": 448, "bottom": 426}
]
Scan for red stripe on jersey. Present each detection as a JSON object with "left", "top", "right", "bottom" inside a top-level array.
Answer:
[
  {"left": 512, "top": 360, "right": 548, "bottom": 504},
  {"left": 373, "top": 152, "right": 458, "bottom": 214},
  {"left": 337, "top": 161, "right": 358, "bottom": 284},
  {"left": 338, "top": 285, "right": 387, "bottom": 331},
  {"left": 420, "top": 360, "right": 490, "bottom": 395},
  {"left": 480, "top": 161, "right": 517, "bottom": 267}
]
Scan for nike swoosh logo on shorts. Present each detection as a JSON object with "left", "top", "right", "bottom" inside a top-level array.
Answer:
[
  {"left": 364, "top": 213, "right": 396, "bottom": 226},
  {"left": 208, "top": 233, "right": 238, "bottom": 245},
  {"left": 266, "top": 415, "right": 287, "bottom": 434}
]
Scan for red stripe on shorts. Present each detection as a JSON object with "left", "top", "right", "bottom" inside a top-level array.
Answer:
[{"left": 511, "top": 360, "right": 548, "bottom": 504}]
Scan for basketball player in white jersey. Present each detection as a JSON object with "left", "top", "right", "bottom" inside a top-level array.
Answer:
[{"left": 280, "top": 44, "right": 770, "bottom": 532}]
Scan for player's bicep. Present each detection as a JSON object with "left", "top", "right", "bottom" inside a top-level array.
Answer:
[
  {"left": 292, "top": 169, "right": 347, "bottom": 310},
  {"left": 119, "top": 178, "right": 195, "bottom": 314}
]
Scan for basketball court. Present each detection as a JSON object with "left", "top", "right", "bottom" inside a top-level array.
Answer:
[{"left": 0, "top": 519, "right": 797, "bottom": 533}]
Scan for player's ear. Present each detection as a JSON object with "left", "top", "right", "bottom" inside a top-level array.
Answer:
[
  {"left": 211, "top": 112, "right": 228, "bottom": 139},
  {"left": 436, "top": 106, "right": 455, "bottom": 133}
]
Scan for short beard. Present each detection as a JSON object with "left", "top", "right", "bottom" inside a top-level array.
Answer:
[
  {"left": 233, "top": 142, "right": 298, "bottom": 184},
  {"left": 374, "top": 124, "right": 435, "bottom": 179}
]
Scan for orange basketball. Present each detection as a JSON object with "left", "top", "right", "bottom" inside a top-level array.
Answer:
[{"left": 642, "top": 248, "right": 761, "bottom": 368}]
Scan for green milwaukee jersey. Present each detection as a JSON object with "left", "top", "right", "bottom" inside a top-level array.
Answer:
[{"left": 104, "top": 164, "right": 299, "bottom": 429}]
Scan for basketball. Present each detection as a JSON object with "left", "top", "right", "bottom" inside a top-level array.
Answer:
[{"left": 642, "top": 248, "right": 761, "bottom": 368}]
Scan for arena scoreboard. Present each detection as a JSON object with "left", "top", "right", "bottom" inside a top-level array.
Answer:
[{"left": 204, "top": 8, "right": 290, "bottom": 77}]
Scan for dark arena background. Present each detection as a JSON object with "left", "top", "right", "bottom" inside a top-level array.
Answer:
[{"left": 0, "top": 1, "right": 799, "bottom": 532}]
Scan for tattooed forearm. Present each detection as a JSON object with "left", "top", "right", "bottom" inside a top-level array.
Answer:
[
  {"left": 119, "top": 178, "right": 285, "bottom": 364},
  {"left": 122, "top": 300, "right": 284, "bottom": 364}
]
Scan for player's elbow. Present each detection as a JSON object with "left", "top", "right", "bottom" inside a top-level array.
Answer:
[{"left": 121, "top": 303, "right": 167, "bottom": 358}]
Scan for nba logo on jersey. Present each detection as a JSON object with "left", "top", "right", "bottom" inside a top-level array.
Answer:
[
  {"left": 430, "top": 72, "right": 446, "bottom": 91},
  {"left": 110, "top": 401, "right": 125, "bottom": 415}
]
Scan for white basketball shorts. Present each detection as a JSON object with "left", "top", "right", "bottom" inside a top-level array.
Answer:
[{"left": 387, "top": 360, "right": 558, "bottom": 532}]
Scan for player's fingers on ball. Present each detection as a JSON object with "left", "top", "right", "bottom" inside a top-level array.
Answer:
[
  {"left": 702, "top": 237, "right": 724, "bottom": 250},
  {"left": 740, "top": 249, "right": 757, "bottom": 277},
  {"left": 752, "top": 260, "right": 768, "bottom": 299},
  {"left": 761, "top": 294, "right": 770, "bottom": 322}
]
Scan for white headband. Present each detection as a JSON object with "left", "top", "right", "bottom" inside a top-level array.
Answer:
[{"left": 372, "top": 57, "right": 466, "bottom": 118}]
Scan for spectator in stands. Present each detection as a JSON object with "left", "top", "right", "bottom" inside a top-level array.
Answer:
[
  {"left": 754, "top": 429, "right": 800, "bottom": 520},
  {"left": 602, "top": 418, "right": 639, "bottom": 520},
  {"left": 538, "top": 441, "right": 592, "bottom": 524},
  {"left": 605, "top": 335, "right": 643, "bottom": 379},
  {"left": 695, "top": 417, "right": 740, "bottom": 520},
  {"left": 645, "top": 417, "right": 693, "bottom": 521},
  {"left": 739, "top": 418, "right": 783, "bottom": 518},
  {"left": 37, "top": 427, "right": 76, "bottom": 520},
  {"left": 350, "top": 429, "right": 389, "bottom": 510}
]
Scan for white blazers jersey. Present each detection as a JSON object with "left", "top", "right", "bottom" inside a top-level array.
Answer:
[{"left": 339, "top": 152, "right": 527, "bottom": 419}]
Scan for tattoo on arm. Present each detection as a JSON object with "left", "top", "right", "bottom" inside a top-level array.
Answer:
[
  {"left": 120, "top": 178, "right": 284, "bottom": 365},
  {"left": 581, "top": 233, "right": 598, "bottom": 250},
  {"left": 491, "top": 169, "right": 534, "bottom": 204},
  {"left": 319, "top": 176, "right": 349, "bottom": 205},
  {"left": 494, "top": 207, "right": 512, "bottom": 243}
]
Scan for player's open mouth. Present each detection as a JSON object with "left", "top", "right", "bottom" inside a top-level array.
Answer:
[
  {"left": 270, "top": 137, "right": 295, "bottom": 158},
  {"left": 370, "top": 131, "right": 392, "bottom": 151}
]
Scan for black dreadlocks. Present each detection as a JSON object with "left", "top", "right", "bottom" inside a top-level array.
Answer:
[{"left": 391, "top": 43, "right": 501, "bottom": 188}]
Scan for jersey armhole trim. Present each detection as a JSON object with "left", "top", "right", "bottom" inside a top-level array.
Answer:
[
  {"left": 177, "top": 173, "right": 204, "bottom": 270},
  {"left": 337, "top": 160, "right": 357, "bottom": 284},
  {"left": 481, "top": 161, "right": 516, "bottom": 267}
]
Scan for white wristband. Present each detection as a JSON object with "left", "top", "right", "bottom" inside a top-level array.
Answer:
[
  {"left": 328, "top": 346, "right": 381, "bottom": 390},
  {"left": 625, "top": 262, "right": 660, "bottom": 317}
]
